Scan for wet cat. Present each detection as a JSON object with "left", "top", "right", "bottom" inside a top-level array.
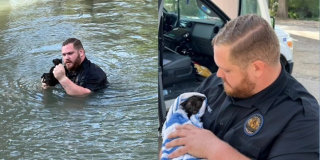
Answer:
[
  {"left": 41, "top": 59, "right": 62, "bottom": 86},
  {"left": 180, "top": 95, "right": 206, "bottom": 118}
]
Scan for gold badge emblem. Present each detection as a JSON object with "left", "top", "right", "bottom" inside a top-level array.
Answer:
[{"left": 244, "top": 114, "right": 263, "bottom": 136}]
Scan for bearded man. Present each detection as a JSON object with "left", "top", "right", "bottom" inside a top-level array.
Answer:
[
  {"left": 163, "top": 15, "right": 319, "bottom": 160},
  {"left": 41, "top": 38, "right": 109, "bottom": 96}
]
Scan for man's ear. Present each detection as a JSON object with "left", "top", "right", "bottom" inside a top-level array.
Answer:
[
  {"left": 252, "top": 60, "right": 265, "bottom": 77},
  {"left": 79, "top": 48, "right": 85, "bottom": 57}
]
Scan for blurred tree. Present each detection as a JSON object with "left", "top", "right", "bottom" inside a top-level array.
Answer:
[
  {"left": 180, "top": 0, "right": 199, "bottom": 17},
  {"left": 276, "top": 0, "right": 288, "bottom": 18},
  {"left": 270, "top": 0, "right": 319, "bottom": 20},
  {"left": 164, "top": 0, "right": 177, "bottom": 12},
  {"left": 164, "top": 0, "right": 202, "bottom": 18},
  {"left": 269, "top": 0, "right": 278, "bottom": 17},
  {"left": 288, "top": 0, "right": 319, "bottom": 19}
]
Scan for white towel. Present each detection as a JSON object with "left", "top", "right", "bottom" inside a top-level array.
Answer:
[{"left": 161, "top": 92, "right": 207, "bottom": 160}]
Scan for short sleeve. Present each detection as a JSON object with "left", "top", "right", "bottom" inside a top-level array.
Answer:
[
  {"left": 268, "top": 109, "right": 319, "bottom": 160},
  {"left": 79, "top": 68, "right": 108, "bottom": 92}
]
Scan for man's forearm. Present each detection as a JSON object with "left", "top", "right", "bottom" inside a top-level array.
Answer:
[
  {"left": 206, "top": 140, "right": 250, "bottom": 160},
  {"left": 58, "top": 76, "right": 91, "bottom": 96}
]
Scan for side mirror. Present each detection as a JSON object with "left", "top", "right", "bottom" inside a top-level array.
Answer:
[{"left": 270, "top": 16, "right": 275, "bottom": 29}]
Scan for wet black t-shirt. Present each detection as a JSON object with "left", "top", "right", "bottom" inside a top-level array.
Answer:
[
  {"left": 66, "top": 58, "right": 109, "bottom": 92},
  {"left": 196, "top": 66, "right": 319, "bottom": 160}
]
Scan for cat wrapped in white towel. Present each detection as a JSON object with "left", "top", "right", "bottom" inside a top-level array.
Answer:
[{"left": 161, "top": 92, "right": 207, "bottom": 160}]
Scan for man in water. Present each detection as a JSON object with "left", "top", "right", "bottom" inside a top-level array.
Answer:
[{"left": 41, "top": 38, "right": 109, "bottom": 96}]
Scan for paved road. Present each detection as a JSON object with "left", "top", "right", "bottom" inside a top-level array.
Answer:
[{"left": 276, "top": 19, "right": 319, "bottom": 103}]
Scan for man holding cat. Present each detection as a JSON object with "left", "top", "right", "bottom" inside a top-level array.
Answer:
[
  {"left": 41, "top": 38, "right": 109, "bottom": 96},
  {"left": 164, "top": 15, "right": 319, "bottom": 160}
]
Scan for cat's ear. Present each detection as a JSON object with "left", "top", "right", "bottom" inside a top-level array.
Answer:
[
  {"left": 180, "top": 100, "right": 187, "bottom": 106},
  {"left": 201, "top": 97, "right": 206, "bottom": 101}
]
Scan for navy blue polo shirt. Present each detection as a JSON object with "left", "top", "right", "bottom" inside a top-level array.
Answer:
[
  {"left": 66, "top": 58, "right": 109, "bottom": 92},
  {"left": 196, "top": 66, "right": 319, "bottom": 160}
]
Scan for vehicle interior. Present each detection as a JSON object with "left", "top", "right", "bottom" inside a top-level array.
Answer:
[
  {"left": 158, "top": 0, "right": 294, "bottom": 154},
  {"left": 158, "top": 0, "right": 229, "bottom": 153},
  {"left": 160, "top": 0, "right": 228, "bottom": 101}
]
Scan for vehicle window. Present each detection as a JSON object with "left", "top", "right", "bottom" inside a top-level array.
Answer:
[
  {"left": 164, "top": 0, "right": 178, "bottom": 13},
  {"left": 164, "top": 0, "right": 221, "bottom": 20},
  {"left": 240, "top": 0, "right": 261, "bottom": 16}
]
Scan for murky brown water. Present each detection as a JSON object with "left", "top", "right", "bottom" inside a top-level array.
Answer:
[{"left": 0, "top": 0, "right": 158, "bottom": 159}]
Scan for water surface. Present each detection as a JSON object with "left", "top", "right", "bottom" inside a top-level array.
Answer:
[{"left": 0, "top": 0, "right": 158, "bottom": 159}]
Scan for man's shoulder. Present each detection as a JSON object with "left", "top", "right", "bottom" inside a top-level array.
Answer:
[
  {"left": 196, "top": 73, "right": 222, "bottom": 92},
  {"left": 278, "top": 74, "right": 319, "bottom": 117},
  {"left": 83, "top": 59, "right": 106, "bottom": 75}
]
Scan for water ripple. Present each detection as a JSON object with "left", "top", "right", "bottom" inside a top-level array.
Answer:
[{"left": 0, "top": 0, "right": 158, "bottom": 159}]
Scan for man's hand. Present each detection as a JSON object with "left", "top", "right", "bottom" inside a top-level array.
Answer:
[
  {"left": 41, "top": 78, "right": 50, "bottom": 89},
  {"left": 165, "top": 124, "right": 217, "bottom": 159},
  {"left": 52, "top": 64, "right": 91, "bottom": 96},
  {"left": 53, "top": 64, "right": 67, "bottom": 82},
  {"left": 165, "top": 124, "right": 250, "bottom": 160}
]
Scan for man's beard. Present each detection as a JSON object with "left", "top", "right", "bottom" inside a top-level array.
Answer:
[
  {"left": 66, "top": 54, "right": 81, "bottom": 72},
  {"left": 222, "top": 72, "right": 255, "bottom": 98}
]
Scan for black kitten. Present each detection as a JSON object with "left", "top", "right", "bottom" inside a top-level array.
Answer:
[
  {"left": 180, "top": 95, "right": 206, "bottom": 118},
  {"left": 41, "top": 59, "right": 62, "bottom": 86}
]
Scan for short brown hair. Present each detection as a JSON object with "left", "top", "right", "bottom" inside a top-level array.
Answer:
[
  {"left": 62, "top": 38, "right": 84, "bottom": 50},
  {"left": 212, "top": 14, "right": 280, "bottom": 69}
]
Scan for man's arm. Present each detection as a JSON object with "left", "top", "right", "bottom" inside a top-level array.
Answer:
[
  {"left": 53, "top": 64, "right": 91, "bottom": 96},
  {"left": 58, "top": 76, "right": 91, "bottom": 96},
  {"left": 267, "top": 113, "right": 319, "bottom": 160},
  {"left": 165, "top": 124, "right": 250, "bottom": 160}
]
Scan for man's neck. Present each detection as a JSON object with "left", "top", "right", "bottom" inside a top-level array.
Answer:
[{"left": 253, "top": 63, "right": 282, "bottom": 95}]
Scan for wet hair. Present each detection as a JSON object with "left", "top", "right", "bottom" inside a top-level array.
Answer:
[
  {"left": 212, "top": 14, "right": 280, "bottom": 69},
  {"left": 62, "top": 38, "right": 84, "bottom": 50}
]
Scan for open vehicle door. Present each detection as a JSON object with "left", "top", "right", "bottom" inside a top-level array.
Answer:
[
  {"left": 157, "top": 0, "right": 230, "bottom": 154},
  {"left": 210, "top": 0, "right": 294, "bottom": 73},
  {"left": 157, "top": 0, "right": 166, "bottom": 153},
  {"left": 211, "top": 0, "right": 271, "bottom": 24}
]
